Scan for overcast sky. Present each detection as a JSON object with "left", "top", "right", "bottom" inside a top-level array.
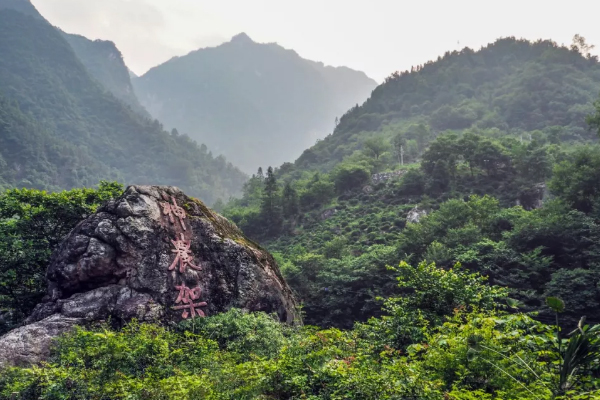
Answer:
[{"left": 31, "top": 0, "right": 600, "bottom": 82}]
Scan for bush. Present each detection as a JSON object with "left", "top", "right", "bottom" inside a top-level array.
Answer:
[{"left": 333, "top": 163, "right": 371, "bottom": 194}]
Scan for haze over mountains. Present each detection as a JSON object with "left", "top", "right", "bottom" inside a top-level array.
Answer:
[
  {"left": 132, "top": 33, "right": 377, "bottom": 172},
  {"left": 0, "top": 0, "right": 377, "bottom": 201},
  {"left": 0, "top": 1, "right": 246, "bottom": 204}
]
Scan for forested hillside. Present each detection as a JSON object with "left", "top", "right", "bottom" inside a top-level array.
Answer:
[
  {"left": 0, "top": 94, "right": 106, "bottom": 192},
  {"left": 223, "top": 37, "right": 600, "bottom": 331},
  {"left": 132, "top": 33, "right": 377, "bottom": 172},
  {"left": 290, "top": 37, "right": 600, "bottom": 174},
  {"left": 63, "top": 33, "right": 150, "bottom": 117},
  {"left": 0, "top": 8, "right": 246, "bottom": 203},
  {"left": 0, "top": 0, "right": 38, "bottom": 17}
]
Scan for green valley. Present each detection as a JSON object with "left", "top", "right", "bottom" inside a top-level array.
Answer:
[{"left": 2, "top": 2, "right": 600, "bottom": 398}]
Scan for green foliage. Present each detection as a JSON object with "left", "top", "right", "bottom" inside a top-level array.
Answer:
[
  {"left": 5, "top": 24, "right": 600, "bottom": 399},
  {"left": 299, "top": 173, "right": 336, "bottom": 209},
  {"left": 0, "top": 10, "right": 246, "bottom": 203},
  {"left": 0, "top": 181, "right": 123, "bottom": 332},
  {"left": 260, "top": 166, "right": 283, "bottom": 236},
  {"left": 0, "top": 309, "right": 443, "bottom": 400},
  {"left": 280, "top": 245, "right": 400, "bottom": 328},
  {"left": 3, "top": 265, "right": 600, "bottom": 399},
  {"left": 389, "top": 261, "right": 507, "bottom": 324},
  {"left": 547, "top": 297, "right": 566, "bottom": 313},
  {"left": 554, "top": 317, "right": 600, "bottom": 395},
  {"left": 431, "top": 311, "right": 554, "bottom": 398},
  {"left": 332, "top": 162, "right": 371, "bottom": 193},
  {"left": 178, "top": 308, "right": 291, "bottom": 361},
  {"left": 399, "top": 196, "right": 600, "bottom": 327},
  {"left": 362, "top": 136, "right": 390, "bottom": 160},
  {"left": 286, "top": 37, "right": 600, "bottom": 176},
  {"left": 359, "top": 260, "right": 507, "bottom": 350},
  {"left": 550, "top": 146, "right": 600, "bottom": 213}
]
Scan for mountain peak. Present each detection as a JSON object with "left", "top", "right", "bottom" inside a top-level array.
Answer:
[
  {"left": 230, "top": 32, "right": 253, "bottom": 44},
  {"left": 0, "top": 0, "right": 43, "bottom": 19}
]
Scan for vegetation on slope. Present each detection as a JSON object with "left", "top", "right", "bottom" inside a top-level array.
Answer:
[
  {"left": 2, "top": 262, "right": 600, "bottom": 399},
  {"left": 2, "top": 28, "right": 600, "bottom": 399},
  {"left": 222, "top": 37, "right": 600, "bottom": 330},
  {"left": 289, "top": 37, "right": 600, "bottom": 175},
  {"left": 0, "top": 10, "right": 246, "bottom": 203},
  {"left": 63, "top": 32, "right": 150, "bottom": 117}
]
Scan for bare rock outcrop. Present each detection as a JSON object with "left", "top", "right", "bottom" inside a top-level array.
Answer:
[
  {"left": 0, "top": 315, "right": 83, "bottom": 368},
  {"left": 0, "top": 185, "right": 299, "bottom": 367},
  {"left": 406, "top": 206, "right": 428, "bottom": 223}
]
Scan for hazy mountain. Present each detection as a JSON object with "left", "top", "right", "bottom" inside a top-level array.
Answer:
[
  {"left": 0, "top": 8, "right": 246, "bottom": 203},
  {"left": 63, "top": 33, "right": 150, "bottom": 117},
  {"left": 0, "top": 0, "right": 149, "bottom": 117},
  {"left": 132, "top": 33, "right": 377, "bottom": 172},
  {"left": 0, "top": 0, "right": 39, "bottom": 17}
]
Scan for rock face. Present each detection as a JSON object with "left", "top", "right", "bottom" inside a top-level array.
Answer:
[
  {"left": 371, "top": 170, "right": 406, "bottom": 185},
  {"left": 406, "top": 206, "right": 428, "bottom": 224},
  {"left": 320, "top": 208, "right": 338, "bottom": 220},
  {"left": 0, "top": 185, "right": 299, "bottom": 367},
  {"left": 0, "top": 315, "right": 83, "bottom": 368}
]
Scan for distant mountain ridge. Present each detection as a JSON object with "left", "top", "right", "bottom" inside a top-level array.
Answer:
[
  {"left": 62, "top": 33, "right": 150, "bottom": 117},
  {"left": 0, "top": 5, "right": 246, "bottom": 203},
  {"left": 132, "top": 33, "right": 377, "bottom": 172},
  {"left": 0, "top": 0, "right": 149, "bottom": 117},
  {"left": 0, "top": 0, "right": 39, "bottom": 17}
]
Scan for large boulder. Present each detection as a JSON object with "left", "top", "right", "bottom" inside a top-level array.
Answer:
[
  {"left": 0, "top": 315, "right": 83, "bottom": 368},
  {"left": 0, "top": 185, "right": 299, "bottom": 367}
]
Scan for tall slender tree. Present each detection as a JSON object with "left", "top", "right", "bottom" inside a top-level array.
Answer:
[
  {"left": 260, "top": 167, "right": 282, "bottom": 235},
  {"left": 282, "top": 182, "right": 299, "bottom": 219}
]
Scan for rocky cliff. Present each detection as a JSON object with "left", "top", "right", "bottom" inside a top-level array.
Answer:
[{"left": 0, "top": 185, "right": 299, "bottom": 367}]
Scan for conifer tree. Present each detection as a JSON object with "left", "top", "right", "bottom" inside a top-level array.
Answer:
[
  {"left": 282, "top": 182, "right": 299, "bottom": 219},
  {"left": 260, "top": 167, "right": 282, "bottom": 235}
]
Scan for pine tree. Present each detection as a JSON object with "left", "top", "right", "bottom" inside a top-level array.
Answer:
[
  {"left": 282, "top": 182, "right": 299, "bottom": 219},
  {"left": 260, "top": 167, "right": 282, "bottom": 236}
]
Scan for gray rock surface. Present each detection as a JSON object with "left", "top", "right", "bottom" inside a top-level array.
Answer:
[
  {"left": 321, "top": 208, "right": 338, "bottom": 220},
  {"left": 406, "top": 206, "right": 428, "bottom": 223},
  {"left": 0, "top": 185, "right": 300, "bottom": 367},
  {"left": 371, "top": 170, "right": 406, "bottom": 185},
  {"left": 0, "top": 314, "right": 83, "bottom": 368}
]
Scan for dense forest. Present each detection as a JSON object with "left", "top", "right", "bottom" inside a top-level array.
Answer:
[
  {"left": 214, "top": 37, "right": 600, "bottom": 392},
  {"left": 3, "top": 6, "right": 600, "bottom": 397},
  {"left": 63, "top": 32, "right": 150, "bottom": 117},
  {"left": 0, "top": 5, "right": 247, "bottom": 204},
  {"left": 284, "top": 37, "right": 600, "bottom": 175},
  {"left": 132, "top": 33, "right": 377, "bottom": 172}
]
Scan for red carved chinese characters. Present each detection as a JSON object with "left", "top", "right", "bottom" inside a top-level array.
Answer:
[
  {"left": 172, "top": 284, "right": 207, "bottom": 319},
  {"left": 169, "top": 233, "right": 202, "bottom": 273},
  {"left": 161, "top": 196, "right": 187, "bottom": 231},
  {"left": 163, "top": 192, "right": 208, "bottom": 319}
]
